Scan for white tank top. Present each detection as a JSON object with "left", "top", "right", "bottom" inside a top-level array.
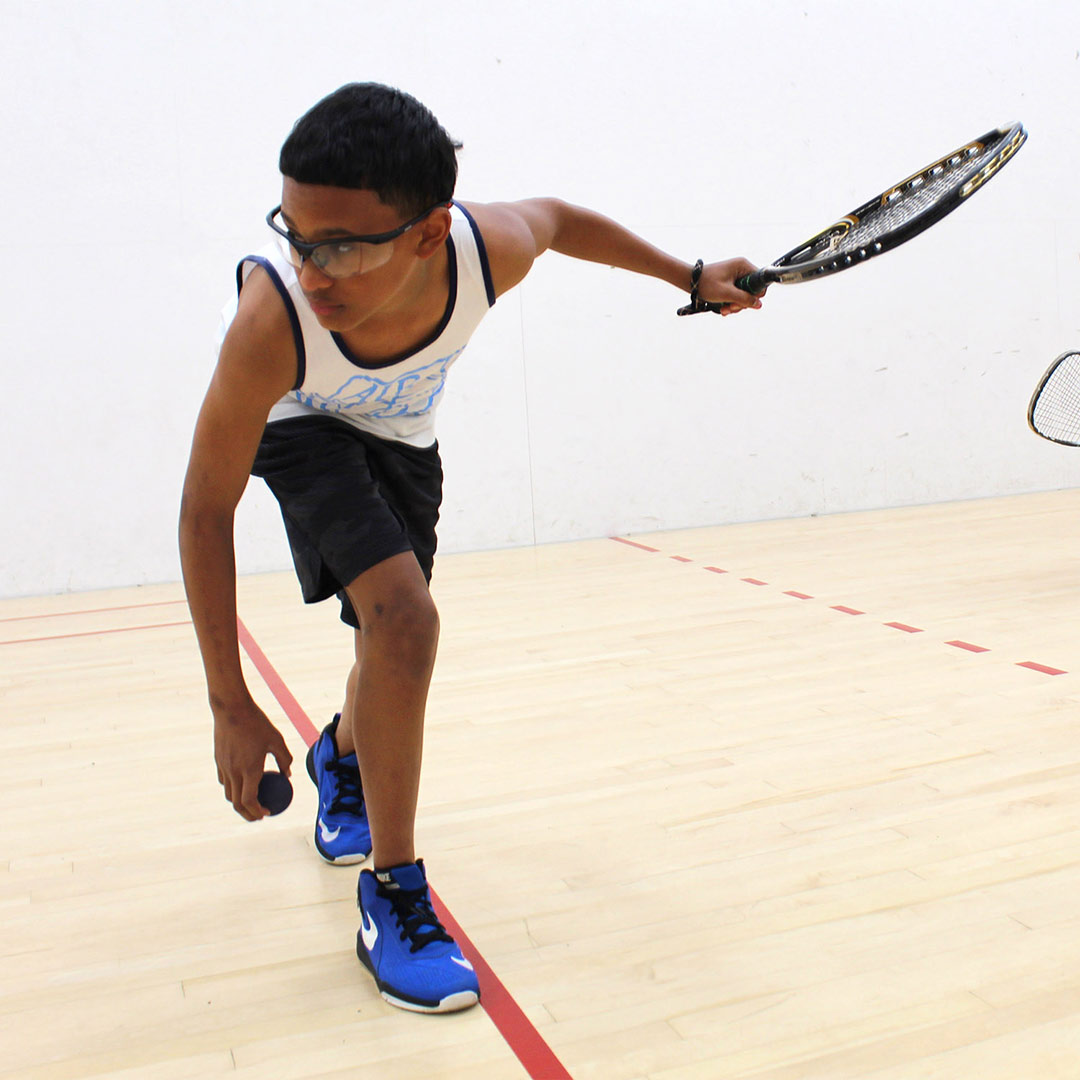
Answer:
[{"left": 222, "top": 202, "right": 495, "bottom": 448}]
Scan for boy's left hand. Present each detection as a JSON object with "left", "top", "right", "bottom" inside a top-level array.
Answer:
[{"left": 696, "top": 258, "right": 764, "bottom": 314}]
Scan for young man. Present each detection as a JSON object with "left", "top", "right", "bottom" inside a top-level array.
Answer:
[{"left": 179, "top": 82, "right": 761, "bottom": 1015}]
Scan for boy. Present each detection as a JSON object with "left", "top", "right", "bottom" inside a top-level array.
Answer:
[{"left": 179, "top": 82, "right": 761, "bottom": 1015}]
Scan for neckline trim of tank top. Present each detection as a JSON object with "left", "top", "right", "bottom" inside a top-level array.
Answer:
[{"left": 330, "top": 234, "right": 459, "bottom": 371}]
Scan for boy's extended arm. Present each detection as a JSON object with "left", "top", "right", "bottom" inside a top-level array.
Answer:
[
  {"left": 179, "top": 269, "right": 296, "bottom": 820},
  {"left": 462, "top": 198, "right": 762, "bottom": 311}
]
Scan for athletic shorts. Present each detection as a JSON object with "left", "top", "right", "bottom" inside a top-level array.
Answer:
[{"left": 251, "top": 415, "right": 442, "bottom": 629}]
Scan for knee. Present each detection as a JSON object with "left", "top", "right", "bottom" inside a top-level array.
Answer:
[{"left": 361, "top": 588, "right": 440, "bottom": 661}]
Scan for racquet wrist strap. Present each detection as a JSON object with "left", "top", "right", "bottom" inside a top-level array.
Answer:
[
  {"left": 689, "top": 259, "right": 704, "bottom": 304},
  {"left": 676, "top": 259, "right": 711, "bottom": 317}
]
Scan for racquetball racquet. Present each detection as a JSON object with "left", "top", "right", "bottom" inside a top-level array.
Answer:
[
  {"left": 1028, "top": 352, "right": 1080, "bottom": 446},
  {"left": 679, "top": 122, "right": 1027, "bottom": 315}
]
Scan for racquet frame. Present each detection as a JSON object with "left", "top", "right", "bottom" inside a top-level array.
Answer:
[
  {"left": 679, "top": 122, "right": 1027, "bottom": 315},
  {"left": 1028, "top": 351, "right": 1080, "bottom": 447}
]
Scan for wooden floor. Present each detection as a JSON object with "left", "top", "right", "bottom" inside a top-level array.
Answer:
[{"left": 3, "top": 490, "right": 1080, "bottom": 1079}]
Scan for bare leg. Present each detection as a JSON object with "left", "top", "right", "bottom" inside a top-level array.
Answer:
[
  {"left": 338, "top": 551, "right": 439, "bottom": 869},
  {"left": 336, "top": 649, "right": 361, "bottom": 757}
]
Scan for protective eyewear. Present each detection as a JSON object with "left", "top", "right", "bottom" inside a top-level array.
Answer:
[{"left": 265, "top": 204, "right": 444, "bottom": 278}]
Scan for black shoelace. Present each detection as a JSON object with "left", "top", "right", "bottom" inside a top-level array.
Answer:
[
  {"left": 382, "top": 886, "right": 454, "bottom": 953},
  {"left": 326, "top": 758, "right": 365, "bottom": 816}
]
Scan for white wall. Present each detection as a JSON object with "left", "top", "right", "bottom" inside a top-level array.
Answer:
[{"left": 2, "top": 0, "right": 1078, "bottom": 598}]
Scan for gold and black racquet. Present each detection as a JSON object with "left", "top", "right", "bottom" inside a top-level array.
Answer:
[{"left": 680, "top": 122, "right": 1027, "bottom": 315}]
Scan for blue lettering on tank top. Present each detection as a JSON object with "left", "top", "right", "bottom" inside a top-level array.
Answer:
[{"left": 292, "top": 348, "right": 464, "bottom": 419}]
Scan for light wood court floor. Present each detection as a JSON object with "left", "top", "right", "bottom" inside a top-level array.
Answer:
[{"left": 3, "top": 489, "right": 1080, "bottom": 1079}]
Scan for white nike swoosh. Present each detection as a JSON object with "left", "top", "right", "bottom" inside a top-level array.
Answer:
[
  {"left": 361, "top": 911, "right": 379, "bottom": 952},
  {"left": 319, "top": 819, "right": 341, "bottom": 843},
  {"left": 451, "top": 955, "right": 474, "bottom": 971}
]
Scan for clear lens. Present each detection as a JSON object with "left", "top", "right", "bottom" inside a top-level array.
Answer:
[
  {"left": 311, "top": 239, "right": 394, "bottom": 277},
  {"left": 271, "top": 212, "right": 396, "bottom": 278},
  {"left": 275, "top": 233, "right": 304, "bottom": 270}
]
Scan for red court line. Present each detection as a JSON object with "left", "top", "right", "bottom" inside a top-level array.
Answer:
[
  {"left": 947, "top": 640, "right": 989, "bottom": 654},
  {"left": 610, "top": 536, "right": 660, "bottom": 553},
  {"left": 0, "top": 620, "right": 192, "bottom": 646},
  {"left": 235, "top": 617, "right": 572, "bottom": 1080},
  {"left": 432, "top": 899, "right": 571, "bottom": 1080},
  {"left": 235, "top": 618, "right": 320, "bottom": 748},
  {"left": 670, "top": 556, "right": 693, "bottom": 563},
  {"left": 609, "top": 538, "right": 1067, "bottom": 676},
  {"left": 1017, "top": 661, "right": 1067, "bottom": 676},
  {"left": 0, "top": 599, "right": 188, "bottom": 624}
]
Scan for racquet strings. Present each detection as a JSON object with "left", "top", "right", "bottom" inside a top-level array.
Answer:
[
  {"left": 1030, "top": 353, "right": 1080, "bottom": 445},
  {"left": 789, "top": 146, "right": 990, "bottom": 265}
]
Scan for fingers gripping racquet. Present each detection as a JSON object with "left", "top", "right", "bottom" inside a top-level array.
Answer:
[
  {"left": 1028, "top": 352, "right": 1080, "bottom": 446},
  {"left": 676, "top": 261, "right": 767, "bottom": 316},
  {"left": 679, "top": 122, "right": 1027, "bottom": 315}
]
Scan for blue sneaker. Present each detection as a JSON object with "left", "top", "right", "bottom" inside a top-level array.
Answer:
[
  {"left": 356, "top": 860, "right": 480, "bottom": 1013},
  {"left": 305, "top": 714, "right": 371, "bottom": 865}
]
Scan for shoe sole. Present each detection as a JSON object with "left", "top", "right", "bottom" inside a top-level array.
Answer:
[
  {"left": 381, "top": 988, "right": 480, "bottom": 1014},
  {"left": 316, "top": 846, "right": 369, "bottom": 866},
  {"left": 307, "top": 741, "right": 371, "bottom": 866},
  {"left": 356, "top": 930, "right": 480, "bottom": 1014}
]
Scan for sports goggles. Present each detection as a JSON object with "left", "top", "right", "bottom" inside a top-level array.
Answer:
[{"left": 265, "top": 204, "right": 445, "bottom": 278}]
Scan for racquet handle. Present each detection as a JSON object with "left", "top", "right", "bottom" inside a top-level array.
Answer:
[
  {"left": 676, "top": 267, "right": 769, "bottom": 315},
  {"left": 735, "top": 270, "right": 768, "bottom": 296}
]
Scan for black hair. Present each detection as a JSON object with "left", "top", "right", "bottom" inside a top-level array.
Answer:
[{"left": 279, "top": 83, "right": 458, "bottom": 216}]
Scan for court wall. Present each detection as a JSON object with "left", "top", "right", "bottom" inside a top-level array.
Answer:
[{"left": 2, "top": 0, "right": 1077, "bottom": 597}]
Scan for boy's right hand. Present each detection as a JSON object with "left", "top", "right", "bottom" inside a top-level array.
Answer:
[{"left": 213, "top": 701, "right": 294, "bottom": 821}]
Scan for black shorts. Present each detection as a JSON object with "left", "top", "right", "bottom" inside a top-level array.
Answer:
[{"left": 251, "top": 416, "right": 443, "bottom": 628}]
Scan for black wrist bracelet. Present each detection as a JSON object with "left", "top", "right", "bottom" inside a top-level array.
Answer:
[
  {"left": 689, "top": 259, "right": 704, "bottom": 304},
  {"left": 676, "top": 259, "right": 711, "bottom": 316}
]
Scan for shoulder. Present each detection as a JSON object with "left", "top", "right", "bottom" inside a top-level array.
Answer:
[
  {"left": 217, "top": 264, "right": 298, "bottom": 406},
  {"left": 228, "top": 263, "right": 294, "bottom": 356},
  {"left": 458, "top": 199, "right": 563, "bottom": 298}
]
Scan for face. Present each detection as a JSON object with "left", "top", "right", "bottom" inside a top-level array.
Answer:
[{"left": 277, "top": 178, "right": 449, "bottom": 333}]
